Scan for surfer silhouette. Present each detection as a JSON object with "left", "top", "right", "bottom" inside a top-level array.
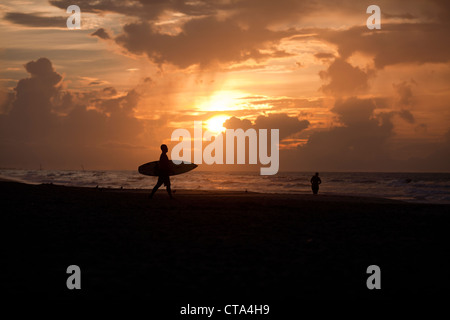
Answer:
[
  {"left": 310, "top": 172, "right": 321, "bottom": 195},
  {"left": 149, "top": 144, "right": 173, "bottom": 199}
]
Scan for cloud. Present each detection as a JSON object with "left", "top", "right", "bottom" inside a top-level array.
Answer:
[
  {"left": 48, "top": 0, "right": 316, "bottom": 25},
  {"left": 224, "top": 113, "right": 309, "bottom": 140},
  {"left": 393, "top": 81, "right": 416, "bottom": 107},
  {"left": 279, "top": 96, "right": 444, "bottom": 171},
  {"left": 0, "top": 58, "right": 169, "bottom": 169},
  {"left": 49, "top": 0, "right": 215, "bottom": 20},
  {"left": 319, "top": 58, "right": 374, "bottom": 96},
  {"left": 44, "top": 0, "right": 450, "bottom": 71},
  {"left": 331, "top": 97, "right": 379, "bottom": 126},
  {"left": 401, "top": 128, "right": 450, "bottom": 171},
  {"left": 115, "top": 17, "right": 294, "bottom": 68},
  {"left": 91, "top": 28, "right": 111, "bottom": 40},
  {"left": 11, "top": 58, "right": 62, "bottom": 119},
  {"left": 382, "top": 12, "right": 416, "bottom": 20},
  {"left": 314, "top": 52, "right": 335, "bottom": 60},
  {"left": 290, "top": 97, "right": 396, "bottom": 170},
  {"left": 0, "top": 90, "right": 15, "bottom": 114},
  {"left": 248, "top": 97, "right": 324, "bottom": 109},
  {"left": 318, "top": 23, "right": 450, "bottom": 69},
  {"left": 223, "top": 117, "right": 253, "bottom": 131},
  {"left": 391, "top": 81, "right": 416, "bottom": 124},
  {"left": 4, "top": 12, "right": 66, "bottom": 28},
  {"left": 47, "top": 1, "right": 305, "bottom": 69},
  {"left": 397, "top": 109, "right": 415, "bottom": 124}
]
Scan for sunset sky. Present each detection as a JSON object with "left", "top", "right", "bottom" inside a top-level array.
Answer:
[{"left": 1, "top": 0, "right": 449, "bottom": 171}]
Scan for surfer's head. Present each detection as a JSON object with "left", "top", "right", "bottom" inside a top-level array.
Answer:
[{"left": 161, "top": 144, "right": 168, "bottom": 153}]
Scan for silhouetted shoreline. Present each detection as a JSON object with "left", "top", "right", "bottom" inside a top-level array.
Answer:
[{"left": 2, "top": 180, "right": 449, "bottom": 300}]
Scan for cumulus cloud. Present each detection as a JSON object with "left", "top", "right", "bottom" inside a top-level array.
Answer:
[
  {"left": 224, "top": 113, "right": 309, "bottom": 140},
  {"left": 0, "top": 58, "right": 168, "bottom": 169},
  {"left": 279, "top": 96, "right": 442, "bottom": 171},
  {"left": 318, "top": 23, "right": 450, "bottom": 69},
  {"left": 319, "top": 58, "right": 374, "bottom": 96},
  {"left": 41, "top": 0, "right": 450, "bottom": 72},
  {"left": 393, "top": 81, "right": 416, "bottom": 107},
  {"left": 12, "top": 0, "right": 447, "bottom": 72},
  {"left": 48, "top": 0, "right": 312, "bottom": 68},
  {"left": 11, "top": 58, "right": 62, "bottom": 122},
  {"left": 290, "top": 97, "right": 396, "bottom": 170},
  {"left": 224, "top": 117, "right": 253, "bottom": 131},
  {"left": 116, "top": 18, "right": 294, "bottom": 68}
]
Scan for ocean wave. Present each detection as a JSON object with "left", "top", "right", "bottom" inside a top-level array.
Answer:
[
  {"left": 353, "top": 179, "right": 377, "bottom": 184},
  {"left": 1, "top": 169, "right": 449, "bottom": 204}
]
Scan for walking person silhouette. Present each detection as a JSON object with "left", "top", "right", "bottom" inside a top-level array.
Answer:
[
  {"left": 149, "top": 144, "right": 173, "bottom": 199},
  {"left": 310, "top": 172, "right": 322, "bottom": 195}
]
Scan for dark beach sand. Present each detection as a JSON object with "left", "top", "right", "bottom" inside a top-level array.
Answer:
[{"left": 2, "top": 180, "right": 449, "bottom": 300}]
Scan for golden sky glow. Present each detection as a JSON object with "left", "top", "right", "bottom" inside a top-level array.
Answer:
[
  {"left": 0, "top": 0, "right": 449, "bottom": 171},
  {"left": 205, "top": 115, "right": 229, "bottom": 134}
]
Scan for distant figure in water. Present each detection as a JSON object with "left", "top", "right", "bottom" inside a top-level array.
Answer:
[
  {"left": 310, "top": 172, "right": 322, "bottom": 195},
  {"left": 149, "top": 144, "right": 173, "bottom": 199}
]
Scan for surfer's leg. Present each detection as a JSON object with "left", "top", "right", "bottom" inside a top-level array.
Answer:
[
  {"left": 166, "top": 185, "right": 173, "bottom": 199},
  {"left": 149, "top": 179, "right": 163, "bottom": 198},
  {"left": 165, "top": 177, "right": 173, "bottom": 199}
]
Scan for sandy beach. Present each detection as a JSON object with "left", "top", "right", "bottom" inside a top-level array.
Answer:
[{"left": 2, "top": 180, "right": 449, "bottom": 300}]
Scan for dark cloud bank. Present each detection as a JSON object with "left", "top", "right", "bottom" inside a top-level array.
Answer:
[
  {"left": 0, "top": 58, "right": 148, "bottom": 169},
  {"left": 0, "top": 58, "right": 313, "bottom": 170}
]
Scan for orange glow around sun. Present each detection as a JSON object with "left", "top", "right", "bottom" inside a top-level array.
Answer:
[
  {"left": 205, "top": 115, "right": 229, "bottom": 134},
  {"left": 197, "top": 90, "right": 245, "bottom": 112}
]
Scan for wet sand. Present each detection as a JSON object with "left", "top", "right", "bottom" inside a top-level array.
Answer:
[{"left": 2, "top": 180, "right": 449, "bottom": 300}]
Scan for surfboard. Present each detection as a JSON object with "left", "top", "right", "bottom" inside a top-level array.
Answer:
[{"left": 138, "top": 160, "right": 198, "bottom": 177}]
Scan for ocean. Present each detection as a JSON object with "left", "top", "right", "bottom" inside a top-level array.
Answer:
[{"left": 1, "top": 169, "right": 450, "bottom": 204}]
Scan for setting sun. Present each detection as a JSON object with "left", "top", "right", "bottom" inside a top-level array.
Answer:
[{"left": 205, "top": 115, "right": 229, "bottom": 134}]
